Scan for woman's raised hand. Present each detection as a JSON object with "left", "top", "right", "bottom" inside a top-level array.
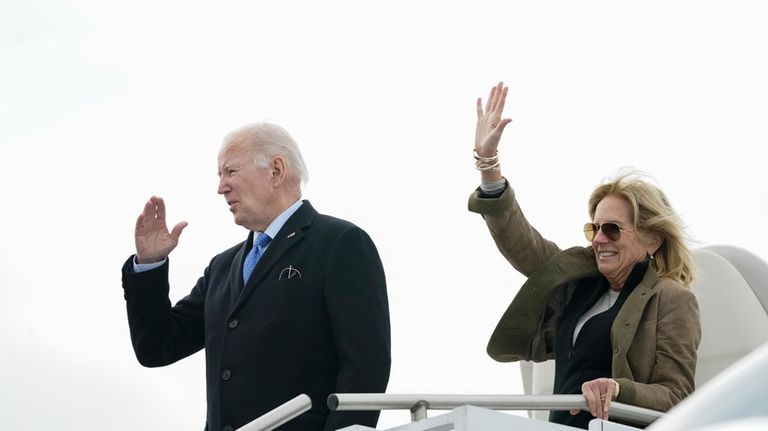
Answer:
[{"left": 475, "top": 81, "right": 513, "bottom": 158}]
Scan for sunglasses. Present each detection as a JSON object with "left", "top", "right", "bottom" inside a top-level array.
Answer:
[{"left": 583, "top": 222, "right": 632, "bottom": 242}]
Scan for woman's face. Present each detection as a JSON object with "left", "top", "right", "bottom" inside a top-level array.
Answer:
[{"left": 591, "top": 194, "right": 656, "bottom": 288}]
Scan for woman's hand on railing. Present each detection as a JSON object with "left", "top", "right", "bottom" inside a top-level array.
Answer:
[{"left": 573, "top": 377, "right": 620, "bottom": 420}]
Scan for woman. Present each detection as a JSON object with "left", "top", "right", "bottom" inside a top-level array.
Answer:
[{"left": 468, "top": 82, "right": 701, "bottom": 429}]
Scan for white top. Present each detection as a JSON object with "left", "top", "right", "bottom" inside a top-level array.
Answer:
[{"left": 573, "top": 289, "right": 621, "bottom": 345}]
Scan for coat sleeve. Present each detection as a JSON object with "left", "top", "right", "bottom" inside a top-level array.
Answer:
[
  {"left": 322, "top": 226, "right": 391, "bottom": 431},
  {"left": 616, "top": 285, "right": 701, "bottom": 411},
  {"left": 467, "top": 183, "right": 561, "bottom": 277},
  {"left": 122, "top": 256, "right": 206, "bottom": 367},
  {"left": 468, "top": 182, "right": 572, "bottom": 362}
]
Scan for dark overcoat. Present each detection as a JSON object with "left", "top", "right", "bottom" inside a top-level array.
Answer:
[{"left": 122, "top": 201, "right": 391, "bottom": 431}]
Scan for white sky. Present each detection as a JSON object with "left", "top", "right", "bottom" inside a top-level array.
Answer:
[{"left": 1, "top": 1, "right": 767, "bottom": 429}]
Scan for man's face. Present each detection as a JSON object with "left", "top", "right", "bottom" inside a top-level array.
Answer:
[{"left": 217, "top": 142, "right": 276, "bottom": 232}]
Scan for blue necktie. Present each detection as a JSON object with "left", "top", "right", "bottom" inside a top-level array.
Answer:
[{"left": 243, "top": 232, "right": 271, "bottom": 284}]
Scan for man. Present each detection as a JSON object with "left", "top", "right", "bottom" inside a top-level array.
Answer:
[{"left": 122, "top": 122, "right": 391, "bottom": 431}]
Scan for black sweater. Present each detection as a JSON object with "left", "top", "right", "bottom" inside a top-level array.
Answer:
[{"left": 549, "top": 262, "right": 647, "bottom": 429}]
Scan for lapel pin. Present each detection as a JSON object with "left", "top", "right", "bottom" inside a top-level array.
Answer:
[{"left": 287, "top": 232, "right": 296, "bottom": 239}]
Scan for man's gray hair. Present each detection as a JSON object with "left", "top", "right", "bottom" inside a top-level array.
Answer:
[{"left": 223, "top": 122, "right": 309, "bottom": 185}]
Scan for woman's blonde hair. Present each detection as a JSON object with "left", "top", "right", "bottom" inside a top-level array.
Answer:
[{"left": 588, "top": 170, "right": 694, "bottom": 287}]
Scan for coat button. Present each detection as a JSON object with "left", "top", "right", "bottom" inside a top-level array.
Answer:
[
  {"left": 228, "top": 319, "right": 239, "bottom": 329},
  {"left": 222, "top": 426, "right": 234, "bottom": 431},
  {"left": 614, "top": 348, "right": 619, "bottom": 353},
  {"left": 221, "top": 369, "right": 232, "bottom": 381}
]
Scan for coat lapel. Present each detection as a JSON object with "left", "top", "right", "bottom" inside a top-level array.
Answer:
[
  {"left": 232, "top": 201, "right": 318, "bottom": 310},
  {"left": 228, "top": 233, "right": 252, "bottom": 305}
]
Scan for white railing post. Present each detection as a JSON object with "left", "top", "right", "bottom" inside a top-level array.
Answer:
[{"left": 410, "top": 400, "right": 429, "bottom": 422}]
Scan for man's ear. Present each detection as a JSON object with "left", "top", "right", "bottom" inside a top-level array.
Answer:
[{"left": 270, "top": 156, "right": 286, "bottom": 185}]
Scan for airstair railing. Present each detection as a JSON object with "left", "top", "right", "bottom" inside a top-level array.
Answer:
[
  {"left": 236, "top": 393, "right": 312, "bottom": 431},
  {"left": 328, "top": 393, "right": 665, "bottom": 427}
]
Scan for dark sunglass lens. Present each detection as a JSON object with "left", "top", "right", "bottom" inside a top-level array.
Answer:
[{"left": 603, "top": 223, "right": 622, "bottom": 241}]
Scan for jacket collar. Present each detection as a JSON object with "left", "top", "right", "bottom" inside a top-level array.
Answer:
[
  {"left": 230, "top": 200, "right": 318, "bottom": 309},
  {"left": 487, "top": 246, "right": 659, "bottom": 362}
]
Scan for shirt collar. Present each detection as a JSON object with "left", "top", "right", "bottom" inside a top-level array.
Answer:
[{"left": 259, "top": 199, "right": 303, "bottom": 241}]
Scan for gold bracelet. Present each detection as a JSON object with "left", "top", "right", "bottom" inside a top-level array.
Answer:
[
  {"left": 473, "top": 149, "right": 498, "bottom": 161},
  {"left": 475, "top": 159, "right": 501, "bottom": 171},
  {"left": 474, "top": 150, "right": 500, "bottom": 171}
]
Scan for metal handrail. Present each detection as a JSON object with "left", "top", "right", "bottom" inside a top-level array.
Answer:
[
  {"left": 328, "top": 393, "right": 665, "bottom": 426},
  {"left": 237, "top": 393, "right": 312, "bottom": 431}
]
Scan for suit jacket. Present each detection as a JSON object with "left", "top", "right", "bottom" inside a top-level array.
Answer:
[
  {"left": 468, "top": 185, "right": 701, "bottom": 413},
  {"left": 122, "top": 201, "right": 391, "bottom": 431}
]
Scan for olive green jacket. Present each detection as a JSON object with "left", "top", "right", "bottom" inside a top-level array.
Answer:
[{"left": 468, "top": 185, "right": 701, "bottom": 412}]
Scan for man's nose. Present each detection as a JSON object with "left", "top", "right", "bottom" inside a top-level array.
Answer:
[{"left": 217, "top": 177, "right": 229, "bottom": 194}]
